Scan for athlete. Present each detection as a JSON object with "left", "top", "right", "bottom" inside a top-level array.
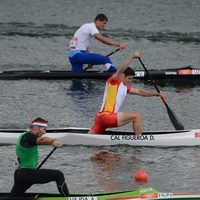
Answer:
[
  {"left": 10, "top": 117, "right": 69, "bottom": 197},
  {"left": 88, "top": 51, "right": 164, "bottom": 135},
  {"left": 68, "top": 13, "right": 126, "bottom": 73}
]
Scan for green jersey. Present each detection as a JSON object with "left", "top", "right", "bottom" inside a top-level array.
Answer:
[{"left": 16, "top": 129, "right": 38, "bottom": 169}]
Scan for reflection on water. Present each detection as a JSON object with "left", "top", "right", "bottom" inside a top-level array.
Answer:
[
  {"left": 89, "top": 148, "right": 152, "bottom": 192},
  {"left": 90, "top": 150, "right": 121, "bottom": 162},
  {"left": 90, "top": 150, "right": 123, "bottom": 192},
  {"left": 69, "top": 80, "right": 89, "bottom": 93},
  {"left": 67, "top": 79, "right": 104, "bottom": 97},
  {"left": 142, "top": 79, "right": 198, "bottom": 89},
  {"left": 175, "top": 86, "right": 193, "bottom": 94}
]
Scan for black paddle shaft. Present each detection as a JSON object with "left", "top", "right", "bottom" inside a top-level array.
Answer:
[
  {"left": 37, "top": 147, "right": 57, "bottom": 169},
  {"left": 138, "top": 57, "right": 184, "bottom": 130},
  {"left": 83, "top": 48, "right": 120, "bottom": 71}
]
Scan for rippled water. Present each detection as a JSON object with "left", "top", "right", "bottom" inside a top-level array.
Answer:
[{"left": 0, "top": 0, "right": 200, "bottom": 194}]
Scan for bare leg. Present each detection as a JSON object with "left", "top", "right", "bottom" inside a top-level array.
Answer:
[{"left": 117, "top": 112, "right": 142, "bottom": 135}]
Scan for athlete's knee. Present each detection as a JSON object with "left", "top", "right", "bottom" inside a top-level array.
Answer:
[
  {"left": 56, "top": 170, "right": 65, "bottom": 179},
  {"left": 132, "top": 112, "right": 141, "bottom": 121},
  {"left": 107, "top": 65, "right": 117, "bottom": 72},
  {"left": 51, "top": 170, "right": 65, "bottom": 184}
]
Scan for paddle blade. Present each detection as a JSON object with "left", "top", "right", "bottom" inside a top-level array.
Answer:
[
  {"left": 165, "top": 104, "right": 184, "bottom": 130},
  {"left": 138, "top": 57, "right": 184, "bottom": 130}
]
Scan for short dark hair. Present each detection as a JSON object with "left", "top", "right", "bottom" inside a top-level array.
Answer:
[
  {"left": 94, "top": 14, "right": 108, "bottom": 22},
  {"left": 124, "top": 67, "right": 135, "bottom": 77},
  {"left": 32, "top": 117, "right": 48, "bottom": 124}
]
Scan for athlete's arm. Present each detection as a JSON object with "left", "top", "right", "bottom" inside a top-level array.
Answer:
[
  {"left": 94, "top": 33, "right": 126, "bottom": 49},
  {"left": 112, "top": 51, "right": 141, "bottom": 80},
  {"left": 129, "top": 87, "right": 163, "bottom": 97},
  {"left": 37, "top": 137, "right": 63, "bottom": 147}
]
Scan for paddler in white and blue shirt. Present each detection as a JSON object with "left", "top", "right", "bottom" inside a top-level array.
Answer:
[{"left": 68, "top": 13, "right": 127, "bottom": 73}]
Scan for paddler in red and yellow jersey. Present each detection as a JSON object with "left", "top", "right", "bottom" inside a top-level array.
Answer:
[{"left": 89, "top": 51, "right": 164, "bottom": 135}]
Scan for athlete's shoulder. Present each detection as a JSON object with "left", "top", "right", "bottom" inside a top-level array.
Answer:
[
  {"left": 20, "top": 130, "right": 37, "bottom": 147},
  {"left": 80, "top": 22, "right": 93, "bottom": 29},
  {"left": 78, "top": 22, "right": 98, "bottom": 34},
  {"left": 107, "top": 74, "right": 122, "bottom": 85}
]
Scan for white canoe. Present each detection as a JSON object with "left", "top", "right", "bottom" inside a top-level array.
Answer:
[{"left": 1, "top": 127, "right": 200, "bottom": 146}]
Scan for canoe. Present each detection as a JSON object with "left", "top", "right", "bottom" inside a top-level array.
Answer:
[
  {"left": 0, "top": 66, "right": 200, "bottom": 80},
  {"left": 108, "top": 192, "right": 200, "bottom": 200},
  {"left": 1, "top": 127, "right": 200, "bottom": 146},
  {"left": 0, "top": 187, "right": 158, "bottom": 200},
  {"left": 1, "top": 188, "right": 200, "bottom": 200}
]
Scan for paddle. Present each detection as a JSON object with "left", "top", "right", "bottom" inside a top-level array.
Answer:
[
  {"left": 138, "top": 57, "right": 184, "bottom": 130},
  {"left": 83, "top": 48, "right": 120, "bottom": 71},
  {"left": 37, "top": 147, "right": 57, "bottom": 169}
]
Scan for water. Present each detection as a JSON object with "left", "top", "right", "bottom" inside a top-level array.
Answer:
[{"left": 0, "top": 0, "right": 200, "bottom": 194}]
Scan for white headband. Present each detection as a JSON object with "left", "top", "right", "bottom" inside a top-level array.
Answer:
[{"left": 32, "top": 122, "right": 48, "bottom": 127}]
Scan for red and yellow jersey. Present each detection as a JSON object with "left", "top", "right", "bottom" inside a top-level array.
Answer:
[{"left": 99, "top": 75, "right": 131, "bottom": 113}]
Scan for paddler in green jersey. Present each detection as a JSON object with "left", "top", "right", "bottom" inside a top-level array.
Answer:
[{"left": 10, "top": 117, "right": 69, "bottom": 197}]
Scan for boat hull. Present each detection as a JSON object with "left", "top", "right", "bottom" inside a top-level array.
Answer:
[
  {"left": 1, "top": 189, "right": 200, "bottom": 200},
  {"left": 0, "top": 66, "right": 200, "bottom": 80},
  {"left": 0, "top": 127, "right": 200, "bottom": 147},
  {"left": 0, "top": 187, "right": 157, "bottom": 200}
]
